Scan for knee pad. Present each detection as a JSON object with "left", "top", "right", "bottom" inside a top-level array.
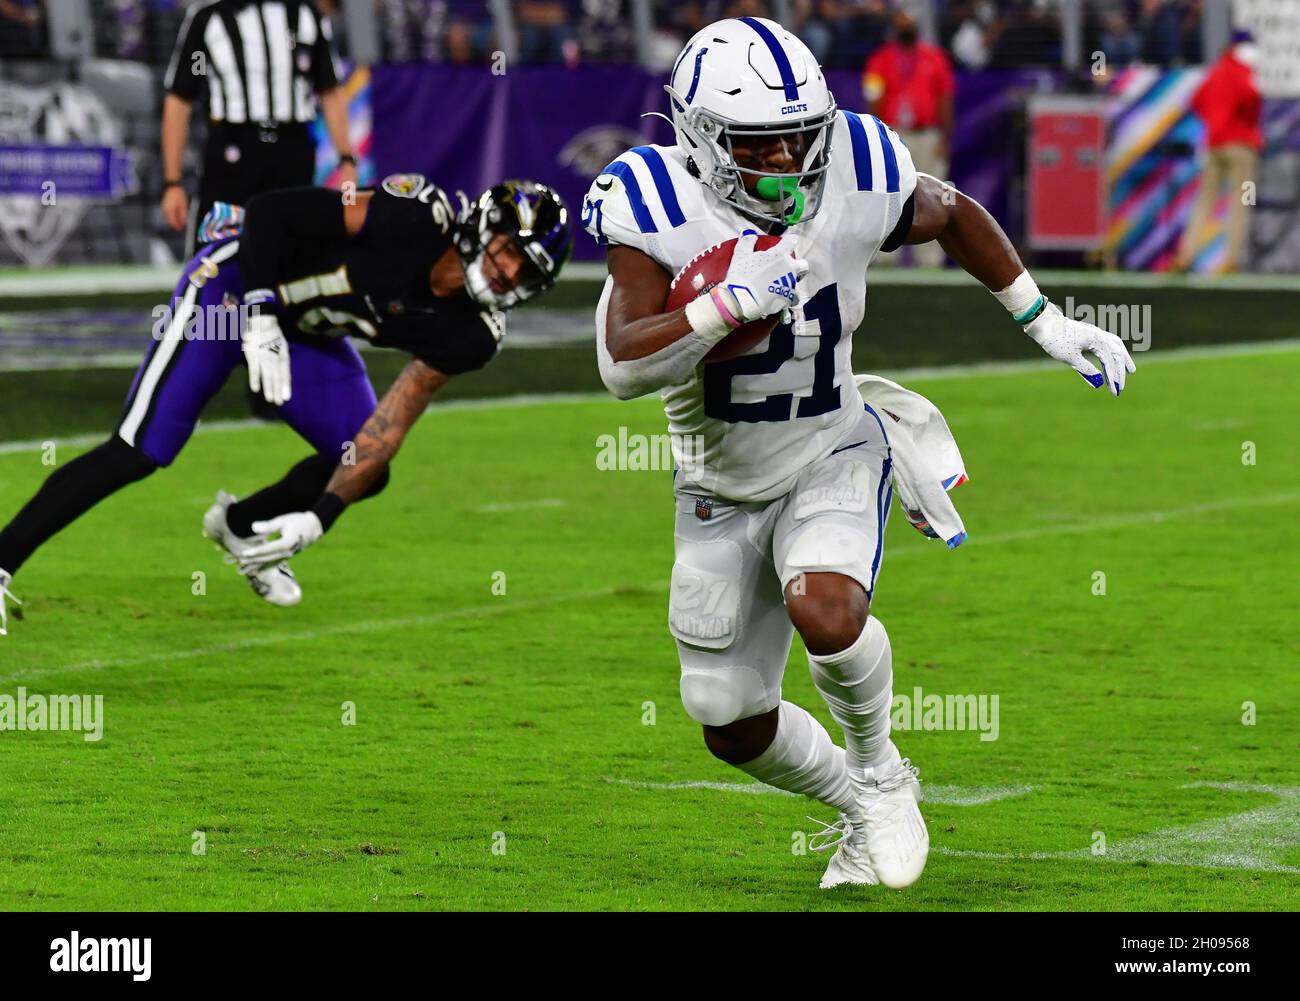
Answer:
[{"left": 679, "top": 666, "right": 773, "bottom": 727}]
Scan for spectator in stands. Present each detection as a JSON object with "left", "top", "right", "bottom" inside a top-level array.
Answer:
[
  {"left": 799, "top": 1, "right": 889, "bottom": 70},
  {"left": 1098, "top": 6, "right": 1140, "bottom": 70},
  {"left": 987, "top": 0, "right": 1059, "bottom": 67},
  {"left": 863, "top": 8, "right": 954, "bottom": 267},
  {"left": 0, "top": 0, "right": 43, "bottom": 58},
  {"left": 940, "top": 0, "right": 990, "bottom": 70},
  {"left": 445, "top": 1, "right": 496, "bottom": 62},
  {"left": 1139, "top": 0, "right": 1184, "bottom": 65},
  {"left": 1175, "top": 30, "right": 1263, "bottom": 273},
  {"left": 516, "top": 0, "right": 579, "bottom": 65},
  {"left": 577, "top": 0, "right": 636, "bottom": 63}
]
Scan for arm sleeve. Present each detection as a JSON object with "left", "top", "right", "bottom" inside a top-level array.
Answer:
[
  {"left": 163, "top": 3, "right": 205, "bottom": 100},
  {"left": 237, "top": 187, "right": 350, "bottom": 304},
  {"left": 593, "top": 277, "right": 716, "bottom": 401},
  {"left": 309, "top": 3, "right": 342, "bottom": 92}
]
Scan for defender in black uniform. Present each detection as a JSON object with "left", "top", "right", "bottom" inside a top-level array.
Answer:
[{"left": 0, "top": 176, "right": 572, "bottom": 626}]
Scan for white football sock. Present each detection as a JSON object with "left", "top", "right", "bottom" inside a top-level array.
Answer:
[
  {"left": 733, "top": 700, "right": 854, "bottom": 812},
  {"left": 807, "top": 616, "right": 894, "bottom": 772}
]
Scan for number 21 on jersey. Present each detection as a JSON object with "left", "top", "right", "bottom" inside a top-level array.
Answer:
[{"left": 703, "top": 283, "right": 842, "bottom": 423}]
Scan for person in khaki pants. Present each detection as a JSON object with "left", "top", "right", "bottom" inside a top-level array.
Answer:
[{"left": 1176, "top": 31, "right": 1263, "bottom": 273}]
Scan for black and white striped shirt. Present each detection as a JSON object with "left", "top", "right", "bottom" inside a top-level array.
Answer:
[{"left": 164, "top": 0, "right": 341, "bottom": 124}]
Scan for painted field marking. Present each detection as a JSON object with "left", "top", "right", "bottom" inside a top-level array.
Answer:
[
  {"left": 2, "top": 339, "right": 1297, "bottom": 456},
  {"left": 606, "top": 777, "right": 1035, "bottom": 806},
  {"left": 3, "top": 587, "right": 620, "bottom": 684},
  {"left": 10, "top": 485, "right": 1292, "bottom": 682},
  {"left": 937, "top": 782, "right": 1300, "bottom": 875},
  {"left": 474, "top": 498, "right": 567, "bottom": 514},
  {"left": 610, "top": 778, "right": 1299, "bottom": 875}
]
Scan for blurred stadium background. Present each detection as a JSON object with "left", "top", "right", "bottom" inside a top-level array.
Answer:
[{"left": 0, "top": 0, "right": 1297, "bottom": 440}]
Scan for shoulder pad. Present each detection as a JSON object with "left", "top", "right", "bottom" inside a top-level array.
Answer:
[{"left": 583, "top": 146, "right": 695, "bottom": 250}]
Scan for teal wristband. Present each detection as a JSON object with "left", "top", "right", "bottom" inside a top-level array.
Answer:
[{"left": 1014, "top": 295, "right": 1047, "bottom": 325}]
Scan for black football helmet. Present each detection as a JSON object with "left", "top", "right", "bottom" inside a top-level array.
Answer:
[{"left": 455, "top": 180, "right": 573, "bottom": 310}]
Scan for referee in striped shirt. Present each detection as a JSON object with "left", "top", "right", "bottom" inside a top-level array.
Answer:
[{"left": 160, "top": 0, "right": 357, "bottom": 246}]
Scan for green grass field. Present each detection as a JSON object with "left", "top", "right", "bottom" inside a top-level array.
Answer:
[{"left": 1, "top": 343, "right": 1297, "bottom": 911}]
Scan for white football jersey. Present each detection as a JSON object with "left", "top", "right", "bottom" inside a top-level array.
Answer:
[{"left": 585, "top": 111, "right": 917, "bottom": 502}]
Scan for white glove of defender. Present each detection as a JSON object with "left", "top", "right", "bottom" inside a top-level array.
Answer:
[
  {"left": 240, "top": 512, "right": 323, "bottom": 566},
  {"left": 242, "top": 313, "right": 292, "bottom": 406},
  {"left": 1025, "top": 301, "right": 1136, "bottom": 397},
  {"left": 701, "top": 234, "right": 810, "bottom": 331}
]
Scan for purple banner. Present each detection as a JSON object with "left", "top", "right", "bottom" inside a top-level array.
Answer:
[
  {"left": 371, "top": 64, "right": 1057, "bottom": 260},
  {"left": 0, "top": 143, "right": 134, "bottom": 198}
]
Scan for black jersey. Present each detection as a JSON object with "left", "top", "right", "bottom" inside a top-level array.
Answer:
[{"left": 237, "top": 177, "right": 503, "bottom": 376}]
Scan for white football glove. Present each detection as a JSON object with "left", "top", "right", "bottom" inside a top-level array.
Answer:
[
  {"left": 713, "top": 233, "right": 809, "bottom": 325},
  {"left": 242, "top": 313, "right": 292, "bottom": 406},
  {"left": 239, "top": 512, "right": 323, "bottom": 567},
  {"left": 1025, "top": 301, "right": 1136, "bottom": 397}
]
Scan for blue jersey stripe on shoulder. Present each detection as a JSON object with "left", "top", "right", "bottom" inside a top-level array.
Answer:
[
  {"left": 601, "top": 160, "right": 657, "bottom": 233},
  {"left": 873, "top": 116, "right": 900, "bottom": 193},
  {"left": 629, "top": 147, "right": 686, "bottom": 228},
  {"left": 737, "top": 17, "right": 798, "bottom": 100},
  {"left": 842, "top": 110, "right": 873, "bottom": 191}
]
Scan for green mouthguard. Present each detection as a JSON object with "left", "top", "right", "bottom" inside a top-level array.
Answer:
[{"left": 754, "top": 176, "right": 805, "bottom": 224}]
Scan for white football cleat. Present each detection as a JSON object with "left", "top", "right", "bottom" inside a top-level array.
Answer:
[
  {"left": 810, "top": 812, "right": 879, "bottom": 889},
  {"left": 202, "top": 491, "right": 302, "bottom": 607},
  {"left": 851, "top": 743, "right": 929, "bottom": 889},
  {"left": 0, "top": 568, "right": 21, "bottom": 636}
]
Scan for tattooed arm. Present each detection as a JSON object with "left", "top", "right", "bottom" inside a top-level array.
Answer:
[
  {"left": 237, "top": 358, "right": 448, "bottom": 566},
  {"left": 324, "top": 357, "right": 449, "bottom": 505}
]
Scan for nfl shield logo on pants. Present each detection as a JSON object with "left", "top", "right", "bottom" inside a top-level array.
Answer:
[{"left": 694, "top": 497, "right": 713, "bottom": 521}]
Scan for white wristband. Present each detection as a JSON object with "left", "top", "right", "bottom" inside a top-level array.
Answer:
[
  {"left": 684, "top": 289, "right": 735, "bottom": 344},
  {"left": 992, "top": 271, "right": 1045, "bottom": 324}
]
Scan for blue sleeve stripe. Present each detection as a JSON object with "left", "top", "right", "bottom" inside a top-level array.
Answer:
[
  {"left": 874, "top": 116, "right": 900, "bottom": 193},
  {"left": 601, "top": 160, "right": 657, "bottom": 233},
  {"left": 737, "top": 17, "right": 798, "bottom": 100},
  {"left": 842, "top": 110, "right": 873, "bottom": 191},
  {"left": 630, "top": 146, "right": 686, "bottom": 228}
]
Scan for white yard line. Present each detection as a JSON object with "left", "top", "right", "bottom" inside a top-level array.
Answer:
[
  {"left": 613, "top": 777, "right": 1299, "bottom": 874},
  {"left": 2, "top": 338, "right": 1296, "bottom": 457},
  {"left": 474, "top": 498, "right": 567, "bottom": 513},
  {"left": 7, "top": 470, "right": 1294, "bottom": 681},
  {"left": 3, "top": 587, "right": 621, "bottom": 684},
  {"left": 606, "top": 777, "right": 1035, "bottom": 806}
]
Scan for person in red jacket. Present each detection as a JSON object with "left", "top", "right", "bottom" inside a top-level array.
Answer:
[
  {"left": 1175, "top": 31, "right": 1263, "bottom": 273},
  {"left": 863, "top": 10, "right": 955, "bottom": 267}
]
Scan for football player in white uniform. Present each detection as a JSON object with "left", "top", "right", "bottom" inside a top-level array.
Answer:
[{"left": 584, "top": 17, "right": 1134, "bottom": 890}]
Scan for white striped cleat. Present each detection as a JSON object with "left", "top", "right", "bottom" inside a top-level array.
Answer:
[
  {"left": 810, "top": 812, "right": 880, "bottom": 889},
  {"left": 851, "top": 743, "right": 929, "bottom": 889},
  {"left": 0, "top": 568, "right": 21, "bottom": 636},
  {"left": 202, "top": 491, "right": 302, "bottom": 608}
]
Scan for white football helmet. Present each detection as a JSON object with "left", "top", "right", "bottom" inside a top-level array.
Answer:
[{"left": 664, "top": 17, "right": 836, "bottom": 227}]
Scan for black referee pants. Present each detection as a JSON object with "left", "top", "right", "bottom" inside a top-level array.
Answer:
[{"left": 192, "top": 121, "right": 316, "bottom": 249}]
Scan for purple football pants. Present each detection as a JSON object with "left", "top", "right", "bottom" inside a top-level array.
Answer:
[{"left": 116, "top": 238, "right": 378, "bottom": 466}]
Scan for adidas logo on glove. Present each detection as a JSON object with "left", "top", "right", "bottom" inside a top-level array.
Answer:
[{"left": 767, "top": 272, "right": 798, "bottom": 303}]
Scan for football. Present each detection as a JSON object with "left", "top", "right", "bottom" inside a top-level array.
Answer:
[{"left": 665, "top": 235, "right": 787, "bottom": 362}]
